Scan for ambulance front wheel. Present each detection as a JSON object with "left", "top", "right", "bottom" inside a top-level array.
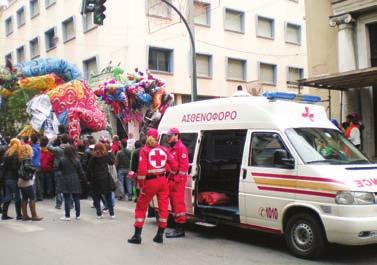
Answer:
[{"left": 284, "top": 213, "right": 328, "bottom": 259}]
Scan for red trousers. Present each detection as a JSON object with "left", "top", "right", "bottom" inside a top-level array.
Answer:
[
  {"left": 169, "top": 175, "right": 187, "bottom": 224},
  {"left": 134, "top": 177, "right": 169, "bottom": 229}
]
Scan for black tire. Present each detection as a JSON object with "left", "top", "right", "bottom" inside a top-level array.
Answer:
[{"left": 284, "top": 213, "right": 328, "bottom": 259}]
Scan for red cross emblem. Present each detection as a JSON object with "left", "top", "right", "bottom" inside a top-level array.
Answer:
[
  {"left": 149, "top": 148, "right": 167, "bottom": 168},
  {"left": 302, "top": 106, "right": 314, "bottom": 122}
]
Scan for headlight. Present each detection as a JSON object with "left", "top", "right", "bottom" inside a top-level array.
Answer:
[{"left": 335, "top": 191, "right": 375, "bottom": 205}]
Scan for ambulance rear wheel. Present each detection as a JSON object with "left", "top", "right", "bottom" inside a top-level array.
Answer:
[{"left": 285, "top": 213, "right": 327, "bottom": 259}]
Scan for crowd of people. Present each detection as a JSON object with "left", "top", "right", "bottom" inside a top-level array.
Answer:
[{"left": 0, "top": 126, "right": 189, "bottom": 245}]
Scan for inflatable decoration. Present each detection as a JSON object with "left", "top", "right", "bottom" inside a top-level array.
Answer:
[
  {"left": 17, "top": 58, "right": 81, "bottom": 81},
  {"left": 0, "top": 58, "right": 106, "bottom": 140},
  {"left": 95, "top": 68, "right": 174, "bottom": 129}
]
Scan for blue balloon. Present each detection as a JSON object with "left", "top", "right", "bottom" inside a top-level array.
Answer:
[{"left": 17, "top": 58, "right": 82, "bottom": 81}]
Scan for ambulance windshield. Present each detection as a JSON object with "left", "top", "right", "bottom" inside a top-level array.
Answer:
[{"left": 286, "top": 128, "right": 369, "bottom": 165}]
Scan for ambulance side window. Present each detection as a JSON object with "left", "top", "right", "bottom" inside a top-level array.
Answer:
[
  {"left": 249, "top": 132, "right": 292, "bottom": 168},
  {"left": 160, "top": 133, "right": 198, "bottom": 163}
]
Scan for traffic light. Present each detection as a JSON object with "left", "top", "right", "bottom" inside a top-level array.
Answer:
[
  {"left": 81, "top": 0, "right": 96, "bottom": 15},
  {"left": 94, "top": 0, "right": 106, "bottom": 25}
]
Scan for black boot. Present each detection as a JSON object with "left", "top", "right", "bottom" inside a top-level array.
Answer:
[
  {"left": 15, "top": 201, "right": 22, "bottom": 220},
  {"left": 1, "top": 202, "right": 13, "bottom": 220},
  {"left": 166, "top": 223, "right": 185, "bottom": 238},
  {"left": 153, "top": 227, "right": 165, "bottom": 243},
  {"left": 128, "top": 227, "right": 142, "bottom": 244}
]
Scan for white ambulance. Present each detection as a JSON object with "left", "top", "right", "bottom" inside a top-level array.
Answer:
[{"left": 157, "top": 92, "right": 377, "bottom": 259}]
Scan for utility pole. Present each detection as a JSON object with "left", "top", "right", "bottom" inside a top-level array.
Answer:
[{"left": 161, "top": 0, "right": 197, "bottom": 102}]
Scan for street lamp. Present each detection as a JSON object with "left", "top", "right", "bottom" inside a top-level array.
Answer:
[{"left": 160, "top": 0, "right": 197, "bottom": 102}]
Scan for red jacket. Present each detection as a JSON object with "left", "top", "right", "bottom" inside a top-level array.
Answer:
[
  {"left": 137, "top": 144, "right": 178, "bottom": 188},
  {"left": 169, "top": 140, "right": 189, "bottom": 176},
  {"left": 111, "top": 141, "right": 122, "bottom": 154},
  {"left": 40, "top": 148, "right": 54, "bottom": 172}
]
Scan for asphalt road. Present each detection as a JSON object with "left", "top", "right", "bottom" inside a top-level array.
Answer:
[{"left": 1, "top": 199, "right": 377, "bottom": 265}]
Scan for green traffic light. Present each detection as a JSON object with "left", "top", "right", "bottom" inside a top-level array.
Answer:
[
  {"left": 94, "top": 14, "right": 105, "bottom": 25},
  {"left": 93, "top": 0, "right": 106, "bottom": 25}
]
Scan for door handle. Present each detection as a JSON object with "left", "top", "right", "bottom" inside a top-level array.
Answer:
[{"left": 242, "top": 168, "right": 247, "bottom": 179}]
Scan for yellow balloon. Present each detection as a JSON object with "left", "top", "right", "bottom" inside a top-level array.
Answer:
[{"left": 0, "top": 88, "right": 12, "bottom": 97}]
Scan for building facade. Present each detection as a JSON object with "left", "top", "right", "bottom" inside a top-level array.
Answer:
[
  {"left": 328, "top": 0, "right": 377, "bottom": 158},
  {"left": 305, "top": 0, "right": 339, "bottom": 121},
  {"left": 0, "top": 0, "right": 308, "bottom": 103}
]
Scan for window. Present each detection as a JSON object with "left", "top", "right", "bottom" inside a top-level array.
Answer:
[
  {"left": 286, "top": 23, "right": 301, "bottom": 45},
  {"left": 16, "top": 46, "right": 26, "bottom": 63},
  {"left": 17, "top": 7, "right": 26, "bottom": 28},
  {"left": 194, "top": 1, "right": 210, "bottom": 26},
  {"left": 196, "top": 54, "right": 212, "bottom": 78},
  {"left": 259, "top": 63, "right": 277, "bottom": 85},
  {"left": 148, "top": 47, "right": 173, "bottom": 73},
  {"left": 30, "top": 0, "right": 40, "bottom": 18},
  {"left": 249, "top": 132, "right": 292, "bottom": 168},
  {"left": 62, "top": 17, "right": 75, "bottom": 42},
  {"left": 83, "top": 57, "right": 98, "bottom": 80},
  {"left": 160, "top": 133, "right": 198, "bottom": 163},
  {"left": 45, "top": 27, "right": 57, "bottom": 51},
  {"left": 5, "top": 53, "right": 12, "bottom": 64},
  {"left": 224, "top": 8, "right": 244, "bottom": 33},
  {"left": 147, "top": 0, "right": 171, "bottom": 18},
  {"left": 29, "top": 37, "right": 40, "bottom": 59},
  {"left": 227, "top": 58, "right": 246, "bottom": 81},
  {"left": 287, "top": 67, "right": 303, "bottom": 82},
  {"left": 83, "top": 12, "right": 97, "bottom": 32},
  {"left": 286, "top": 128, "right": 368, "bottom": 164},
  {"left": 5, "top": 17, "right": 13, "bottom": 36},
  {"left": 45, "top": 0, "right": 56, "bottom": 8},
  {"left": 257, "top": 16, "right": 274, "bottom": 39}
]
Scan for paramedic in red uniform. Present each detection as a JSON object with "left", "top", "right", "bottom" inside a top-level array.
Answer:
[
  {"left": 165, "top": 127, "right": 190, "bottom": 238},
  {"left": 128, "top": 128, "right": 178, "bottom": 244}
]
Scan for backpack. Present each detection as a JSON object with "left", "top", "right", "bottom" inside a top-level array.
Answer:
[{"left": 18, "top": 159, "right": 35, "bottom": 181}]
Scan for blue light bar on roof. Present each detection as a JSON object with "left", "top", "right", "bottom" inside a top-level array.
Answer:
[{"left": 263, "top": 92, "right": 321, "bottom": 103}]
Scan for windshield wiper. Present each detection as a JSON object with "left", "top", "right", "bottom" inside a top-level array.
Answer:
[
  {"left": 306, "top": 159, "right": 340, "bottom": 164},
  {"left": 345, "top": 159, "right": 370, "bottom": 165}
]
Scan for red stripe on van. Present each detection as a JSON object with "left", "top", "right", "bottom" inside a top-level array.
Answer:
[
  {"left": 257, "top": 186, "right": 336, "bottom": 198},
  {"left": 252, "top": 172, "right": 344, "bottom": 184},
  {"left": 240, "top": 223, "right": 282, "bottom": 234}
]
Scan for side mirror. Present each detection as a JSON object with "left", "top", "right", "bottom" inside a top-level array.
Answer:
[{"left": 273, "top": 149, "right": 294, "bottom": 169}]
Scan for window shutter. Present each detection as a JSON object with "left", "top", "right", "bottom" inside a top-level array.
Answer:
[
  {"left": 260, "top": 64, "right": 274, "bottom": 84},
  {"left": 288, "top": 67, "right": 302, "bottom": 82},
  {"left": 65, "top": 19, "right": 75, "bottom": 40},
  {"left": 228, "top": 59, "right": 244, "bottom": 80},
  {"left": 258, "top": 17, "right": 273, "bottom": 38},
  {"left": 225, "top": 10, "right": 242, "bottom": 32},
  {"left": 196, "top": 54, "right": 210, "bottom": 77},
  {"left": 194, "top": 3, "right": 208, "bottom": 25},
  {"left": 286, "top": 24, "right": 300, "bottom": 44}
]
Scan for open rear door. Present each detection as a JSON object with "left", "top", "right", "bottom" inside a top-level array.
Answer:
[{"left": 183, "top": 132, "right": 202, "bottom": 216}]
